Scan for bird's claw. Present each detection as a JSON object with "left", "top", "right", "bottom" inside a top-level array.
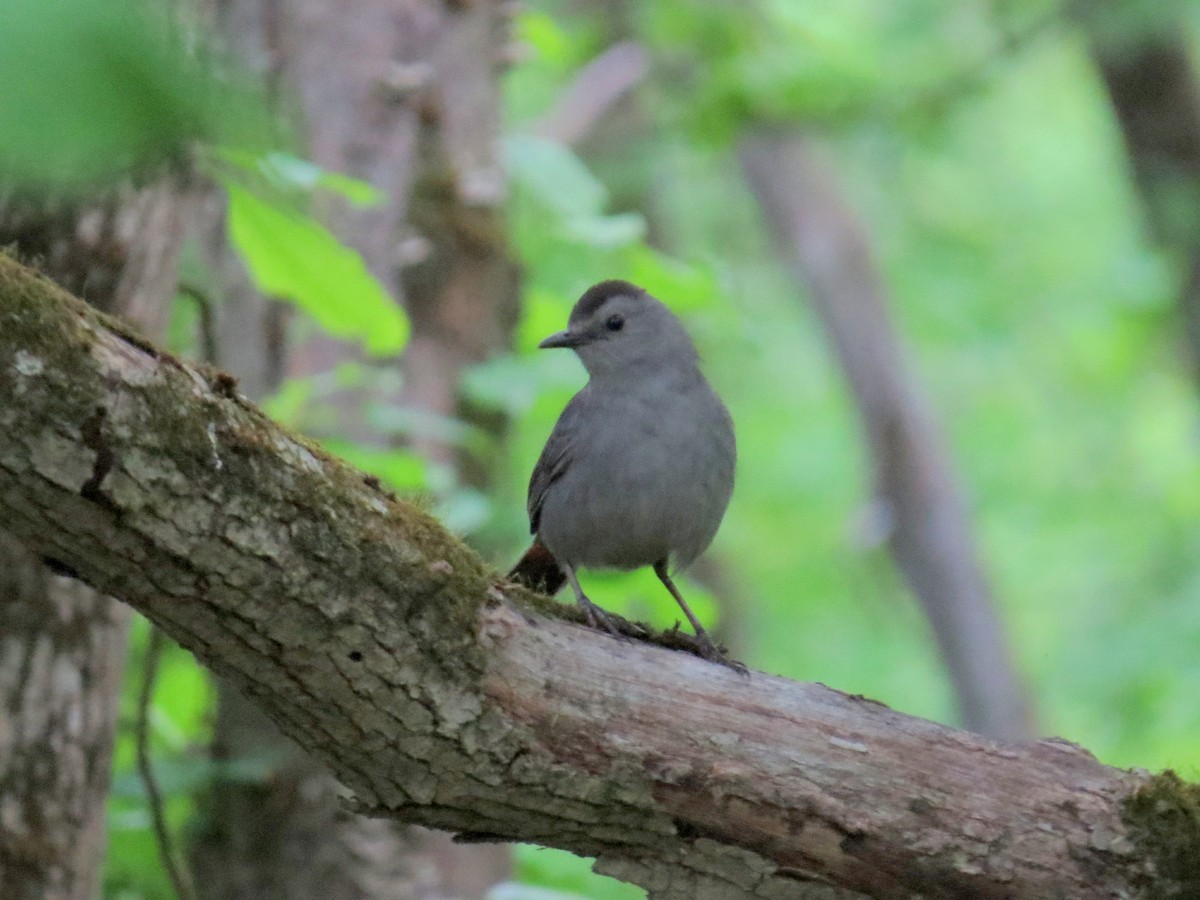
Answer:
[
  {"left": 578, "top": 596, "right": 626, "bottom": 640},
  {"left": 695, "top": 634, "right": 749, "bottom": 676}
]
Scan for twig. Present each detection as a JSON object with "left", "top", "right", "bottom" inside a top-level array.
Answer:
[
  {"left": 136, "top": 623, "right": 198, "bottom": 900},
  {"left": 178, "top": 282, "right": 219, "bottom": 366}
]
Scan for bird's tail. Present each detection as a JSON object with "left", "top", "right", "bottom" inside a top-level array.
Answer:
[{"left": 508, "top": 542, "right": 566, "bottom": 595}]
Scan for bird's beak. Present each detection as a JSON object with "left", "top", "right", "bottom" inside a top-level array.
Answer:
[{"left": 538, "top": 330, "right": 587, "bottom": 350}]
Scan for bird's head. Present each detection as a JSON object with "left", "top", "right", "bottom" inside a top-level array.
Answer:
[{"left": 538, "top": 280, "right": 699, "bottom": 378}]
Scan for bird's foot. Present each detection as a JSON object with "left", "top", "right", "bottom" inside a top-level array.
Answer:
[
  {"left": 577, "top": 595, "right": 626, "bottom": 640},
  {"left": 694, "top": 633, "right": 749, "bottom": 676}
]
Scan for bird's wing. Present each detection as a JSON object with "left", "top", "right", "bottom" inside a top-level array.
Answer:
[{"left": 527, "top": 390, "right": 588, "bottom": 534}]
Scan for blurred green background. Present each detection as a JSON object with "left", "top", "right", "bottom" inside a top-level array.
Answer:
[{"left": 4, "top": 1, "right": 1199, "bottom": 898}]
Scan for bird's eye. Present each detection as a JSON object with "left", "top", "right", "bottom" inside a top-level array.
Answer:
[{"left": 605, "top": 314, "right": 625, "bottom": 332}]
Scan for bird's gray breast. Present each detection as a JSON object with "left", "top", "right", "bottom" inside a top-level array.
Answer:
[{"left": 536, "top": 369, "right": 735, "bottom": 571}]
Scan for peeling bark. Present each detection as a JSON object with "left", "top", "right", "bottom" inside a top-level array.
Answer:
[{"left": 0, "top": 254, "right": 1194, "bottom": 897}]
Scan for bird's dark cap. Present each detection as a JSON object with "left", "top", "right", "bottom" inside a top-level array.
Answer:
[{"left": 572, "top": 279, "right": 646, "bottom": 322}]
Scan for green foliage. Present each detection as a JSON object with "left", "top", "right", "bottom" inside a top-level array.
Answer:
[
  {"left": 221, "top": 180, "right": 408, "bottom": 355},
  {"left": 514, "top": 845, "right": 644, "bottom": 900},
  {"left": 0, "top": 0, "right": 402, "bottom": 357},
  {"left": 321, "top": 439, "right": 428, "bottom": 490},
  {"left": 106, "top": 617, "right": 215, "bottom": 899},
  {"left": 0, "top": 0, "right": 258, "bottom": 190},
  {"left": 1122, "top": 770, "right": 1200, "bottom": 894},
  {"left": 505, "top": 136, "right": 718, "bottom": 325},
  {"left": 507, "top": 134, "right": 647, "bottom": 247}
]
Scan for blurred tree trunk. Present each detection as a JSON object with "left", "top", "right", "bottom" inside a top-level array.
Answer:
[
  {"left": 397, "top": 14, "right": 522, "bottom": 479},
  {"left": 1085, "top": 10, "right": 1200, "bottom": 394},
  {"left": 0, "top": 182, "right": 185, "bottom": 898},
  {"left": 739, "top": 132, "right": 1033, "bottom": 740},
  {"left": 188, "top": 1, "right": 517, "bottom": 896}
]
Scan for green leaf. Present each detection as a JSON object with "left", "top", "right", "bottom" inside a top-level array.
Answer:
[
  {"left": 506, "top": 134, "right": 647, "bottom": 250},
  {"left": 214, "top": 148, "right": 383, "bottom": 206},
  {"left": 563, "top": 212, "right": 646, "bottom": 247},
  {"left": 625, "top": 246, "right": 718, "bottom": 311},
  {"left": 517, "top": 11, "right": 573, "bottom": 67},
  {"left": 223, "top": 181, "right": 408, "bottom": 354},
  {"left": 514, "top": 845, "right": 644, "bottom": 900},
  {"left": 260, "top": 377, "right": 314, "bottom": 428},
  {"left": 506, "top": 134, "right": 608, "bottom": 219}
]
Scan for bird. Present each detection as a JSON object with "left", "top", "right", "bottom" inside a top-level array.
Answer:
[{"left": 508, "top": 279, "right": 741, "bottom": 670}]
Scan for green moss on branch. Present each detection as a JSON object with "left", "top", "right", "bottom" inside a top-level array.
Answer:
[{"left": 1122, "top": 770, "right": 1200, "bottom": 896}]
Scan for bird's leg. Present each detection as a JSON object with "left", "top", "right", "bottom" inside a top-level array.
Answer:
[
  {"left": 653, "top": 560, "right": 748, "bottom": 674},
  {"left": 562, "top": 562, "right": 624, "bottom": 639}
]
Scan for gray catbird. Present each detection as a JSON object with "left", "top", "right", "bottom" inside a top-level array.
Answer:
[{"left": 509, "top": 280, "right": 740, "bottom": 669}]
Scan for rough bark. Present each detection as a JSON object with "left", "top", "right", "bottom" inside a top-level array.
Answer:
[
  {"left": 188, "top": 186, "right": 434, "bottom": 900},
  {"left": 186, "top": 0, "right": 515, "bottom": 893},
  {"left": 379, "top": 0, "right": 521, "bottom": 883},
  {"left": 2, "top": 254, "right": 1196, "bottom": 899},
  {"left": 189, "top": 190, "right": 503, "bottom": 899},
  {"left": 187, "top": 0, "right": 429, "bottom": 889},
  {"left": 738, "top": 132, "right": 1033, "bottom": 741},
  {"left": 1085, "top": 13, "right": 1200, "bottom": 396},
  {"left": 0, "top": 542, "right": 130, "bottom": 900},
  {"left": 0, "top": 182, "right": 184, "bottom": 900}
]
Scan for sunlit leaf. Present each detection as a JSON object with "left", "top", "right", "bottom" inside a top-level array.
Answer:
[
  {"left": 517, "top": 11, "right": 573, "bottom": 66},
  {"left": 223, "top": 181, "right": 407, "bottom": 354}
]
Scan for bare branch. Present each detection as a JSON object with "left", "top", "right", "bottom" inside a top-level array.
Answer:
[
  {"left": 0, "top": 253, "right": 1193, "bottom": 897},
  {"left": 739, "top": 132, "right": 1033, "bottom": 742},
  {"left": 532, "top": 41, "right": 649, "bottom": 146}
]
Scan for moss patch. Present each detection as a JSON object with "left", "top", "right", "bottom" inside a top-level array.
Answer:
[{"left": 1122, "top": 770, "right": 1200, "bottom": 896}]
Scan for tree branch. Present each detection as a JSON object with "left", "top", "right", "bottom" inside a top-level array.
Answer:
[
  {"left": 0, "top": 252, "right": 1194, "bottom": 897},
  {"left": 739, "top": 131, "right": 1033, "bottom": 742},
  {"left": 532, "top": 41, "right": 649, "bottom": 146}
]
